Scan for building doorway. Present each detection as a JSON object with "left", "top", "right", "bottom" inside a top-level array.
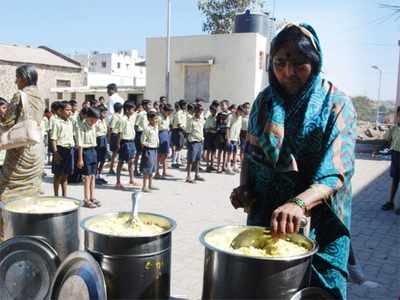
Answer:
[
  {"left": 127, "top": 94, "right": 138, "bottom": 106},
  {"left": 85, "top": 94, "right": 96, "bottom": 102},
  {"left": 184, "top": 66, "right": 210, "bottom": 102}
]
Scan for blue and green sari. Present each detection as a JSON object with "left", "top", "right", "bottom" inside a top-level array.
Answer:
[{"left": 245, "top": 24, "right": 357, "bottom": 300}]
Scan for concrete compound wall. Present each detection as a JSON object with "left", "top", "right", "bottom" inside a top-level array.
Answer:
[{"left": 145, "top": 32, "right": 269, "bottom": 105}]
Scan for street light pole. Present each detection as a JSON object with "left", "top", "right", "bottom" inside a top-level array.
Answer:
[
  {"left": 165, "top": 0, "right": 171, "bottom": 102},
  {"left": 372, "top": 65, "right": 383, "bottom": 125}
]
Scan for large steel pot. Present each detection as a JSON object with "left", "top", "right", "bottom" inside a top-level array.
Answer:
[
  {"left": 200, "top": 225, "right": 318, "bottom": 300},
  {"left": 1, "top": 196, "right": 80, "bottom": 261},
  {"left": 81, "top": 212, "right": 176, "bottom": 300}
]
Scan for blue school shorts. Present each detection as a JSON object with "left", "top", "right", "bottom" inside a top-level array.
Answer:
[
  {"left": 240, "top": 130, "right": 247, "bottom": 151},
  {"left": 110, "top": 133, "right": 119, "bottom": 152},
  {"left": 96, "top": 136, "right": 108, "bottom": 163},
  {"left": 171, "top": 128, "right": 185, "bottom": 150},
  {"left": 140, "top": 147, "right": 158, "bottom": 175},
  {"left": 52, "top": 146, "right": 75, "bottom": 176},
  {"left": 158, "top": 130, "right": 170, "bottom": 155},
  {"left": 119, "top": 140, "right": 136, "bottom": 162},
  {"left": 226, "top": 141, "right": 238, "bottom": 153},
  {"left": 204, "top": 132, "right": 217, "bottom": 152},
  {"left": 81, "top": 147, "right": 97, "bottom": 176},
  {"left": 391, "top": 150, "right": 400, "bottom": 179},
  {"left": 135, "top": 131, "right": 143, "bottom": 155},
  {"left": 187, "top": 142, "right": 203, "bottom": 162}
]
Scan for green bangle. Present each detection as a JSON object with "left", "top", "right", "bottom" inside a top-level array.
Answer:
[{"left": 289, "top": 198, "right": 306, "bottom": 212}]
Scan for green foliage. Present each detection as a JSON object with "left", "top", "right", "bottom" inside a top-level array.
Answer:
[{"left": 197, "top": 0, "right": 266, "bottom": 34}]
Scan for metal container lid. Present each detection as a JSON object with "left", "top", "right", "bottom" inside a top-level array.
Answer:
[
  {"left": 2, "top": 196, "right": 81, "bottom": 215},
  {"left": 290, "top": 287, "right": 335, "bottom": 300},
  {"left": 50, "top": 251, "right": 107, "bottom": 300},
  {"left": 0, "top": 236, "right": 60, "bottom": 300},
  {"left": 200, "top": 225, "right": 318, "bottom": 261}
]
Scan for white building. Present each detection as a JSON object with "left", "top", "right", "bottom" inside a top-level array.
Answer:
[
  {"left": 73, "top": 49, "right": 146, "bottom": 87},
  {"left": 145, "top": 33, "right": 269, "bottom": 105},
  {"left": 51, "top": 49, "right": 146, "bottom": 105}
]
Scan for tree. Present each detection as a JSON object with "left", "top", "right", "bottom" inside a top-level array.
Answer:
[
  {"left": 197, "top": 0, "right": 266, "bottom": 34},
  {"left": 380, "top": 3, "right": 400, "bottom": 21}
]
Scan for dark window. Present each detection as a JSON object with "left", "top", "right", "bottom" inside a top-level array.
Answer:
[
  {"left": 56, "top": 80, "right": 71, "bottom": 87},
  {"left": 117, "top": 62, "right": 121, "bottom": 69},
  {"left": 102, "top": 61, "right": 106, "bottom": 68},
  {"left": 57, "top": 92, "right": 63, "bottom": 100},
  {"left": 71, "top": 92, "right": 77, "bottom": 100},
  {"left": 85, "top": 94, "right": 96, "bottom": 101}
]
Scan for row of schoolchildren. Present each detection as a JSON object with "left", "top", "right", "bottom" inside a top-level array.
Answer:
[
  {"left": 44, "top": 98, "right": 250, "bottom": 207},
  {"left": 167, "top": 99, "right": 250, "bottom": 177},
  {"left": 45, "top": 99, "right": 161, "bottom": 208}
]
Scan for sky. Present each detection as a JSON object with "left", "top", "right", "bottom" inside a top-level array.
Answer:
[{"left": 1, "top": 0, "right": 399, "bottom": 101}]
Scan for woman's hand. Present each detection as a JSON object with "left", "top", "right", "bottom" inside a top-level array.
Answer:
[
  {"left": 77, "top": 159, "right": 84, "bottom": 169},
  {"left": 230, "top": 185, "right": 255, "bottom": 210},
  {"left": 271, "top": 202, "right": 306, "bottom": 235}
]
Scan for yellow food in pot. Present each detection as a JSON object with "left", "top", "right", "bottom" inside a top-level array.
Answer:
[
  {"left": 206, "top": 231, "right": 309, "bottom": 257},
  {"left": 6, "top": 198, "right": 78, "bottom": 214},
  {"left": 86, "top": 213, "right": 166, "bottom": 237}
]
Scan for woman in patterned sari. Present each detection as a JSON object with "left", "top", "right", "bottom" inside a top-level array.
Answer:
[
  {"left": 0, "top": 65, "right": 45, "bottom": 238},
  {"left": 230, "top": 24, "right": 357, "bottom": 299}
]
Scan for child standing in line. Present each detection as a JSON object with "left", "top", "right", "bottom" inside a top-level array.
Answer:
[
  {"left": 50, "top": 101, "right": 75, "bottom": 197},
  {"left": 116, "top": 101, "right": 139, "bottom": 189},
  {"left": 140, "top": 111, "right": 159, "bottom": 192},
  {"left": 155, "top": 104, "right": 173, "bottom": 179},
  {"left": 185, "top": 104, "right": 205, "bottom": 183},
  {"left": 204, "top": 104, "right": 218, "bottom": 172},
  {"left": 134, "top": 99, "right": 151, "bottom": 176},
  {"left": 76, "top": 107, "right": 100, "bottom": 208},
  {"left": 108, "top": 102, "right": 123, "bottom": 175},
  {"left": 240, "top": 102, "right": 251, "bottom": 162},
  {"left": 171, "top": 100, "right": 187, "bottom": 168},
  {"left": 226, "top": 105, "right": 243, "bottom": 174},
  {"left": 215, "top": 99, "right": 231, "bottom": 173},
  {"left": 95, "top": 105, "right": 109, "bottom": 185}
]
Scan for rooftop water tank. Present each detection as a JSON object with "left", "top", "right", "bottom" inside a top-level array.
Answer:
[{"left": 234, "top": 9, "right": 270, "bottom": 37}]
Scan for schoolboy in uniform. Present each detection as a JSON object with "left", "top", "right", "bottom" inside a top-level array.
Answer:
[
  {"left": 51, "top": 101, "right": 74, "bottom": 197},
  {"left": 95, "top": 105, "right": 108, "bottom": 184},
  {"left": 215, "top": 99, "right": 231, "bottom": 173},
  {"left": 116, "top": 101, "right": 139, "bottom": 189},
  {"left": 240, "top": 102, "right": 251, "bottom": 161},
  {"left": 108, "top": 102, "right": 123, "bottom": 175},
  {"left": 204, "top": 104, "right": 218, "bottom": 172},
  {"left": 155, "top": 104, "right": 173, "bottom": 179},
  {"left": 140, "top": 111, "right": 159, "bottom": 192},
  {"left": 171, "top": 99, "right": 187, "bottom": 168},
  {"left": 69, "top": 107, "right": 88, "bottom": 184},
  {"left": 76, "top": 107, "right": 100, "bottom": 208},
  {"left": 185, "top": 104, "right": 205, "bottom": 183},
  {"left": 70, "top": 100, "right": 79, "bottom": 125},
  {"left": 226, "top": 105, "right": 243, "bottom": 174},
  {"left": 134, "top": 99, "right": 151, "bottom": 176}
]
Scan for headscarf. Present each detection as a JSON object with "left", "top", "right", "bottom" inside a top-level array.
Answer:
[{"left": 255, "top": 23, "right": 324, "bottom": 171}]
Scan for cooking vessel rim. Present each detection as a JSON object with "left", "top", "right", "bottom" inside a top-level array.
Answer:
[
  {"left": 199, "top": 225, "right": 319, "bottom": 261},
  {"left": 80, "top": 211, "right": 177, "bottom": 238},
  {"left": 1, "top": 196, "right": 81, "bottom": 215}
]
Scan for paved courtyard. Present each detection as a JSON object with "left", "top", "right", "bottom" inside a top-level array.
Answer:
[{"left": 41, "top": 156, "right": 399, "bottom": 300}]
